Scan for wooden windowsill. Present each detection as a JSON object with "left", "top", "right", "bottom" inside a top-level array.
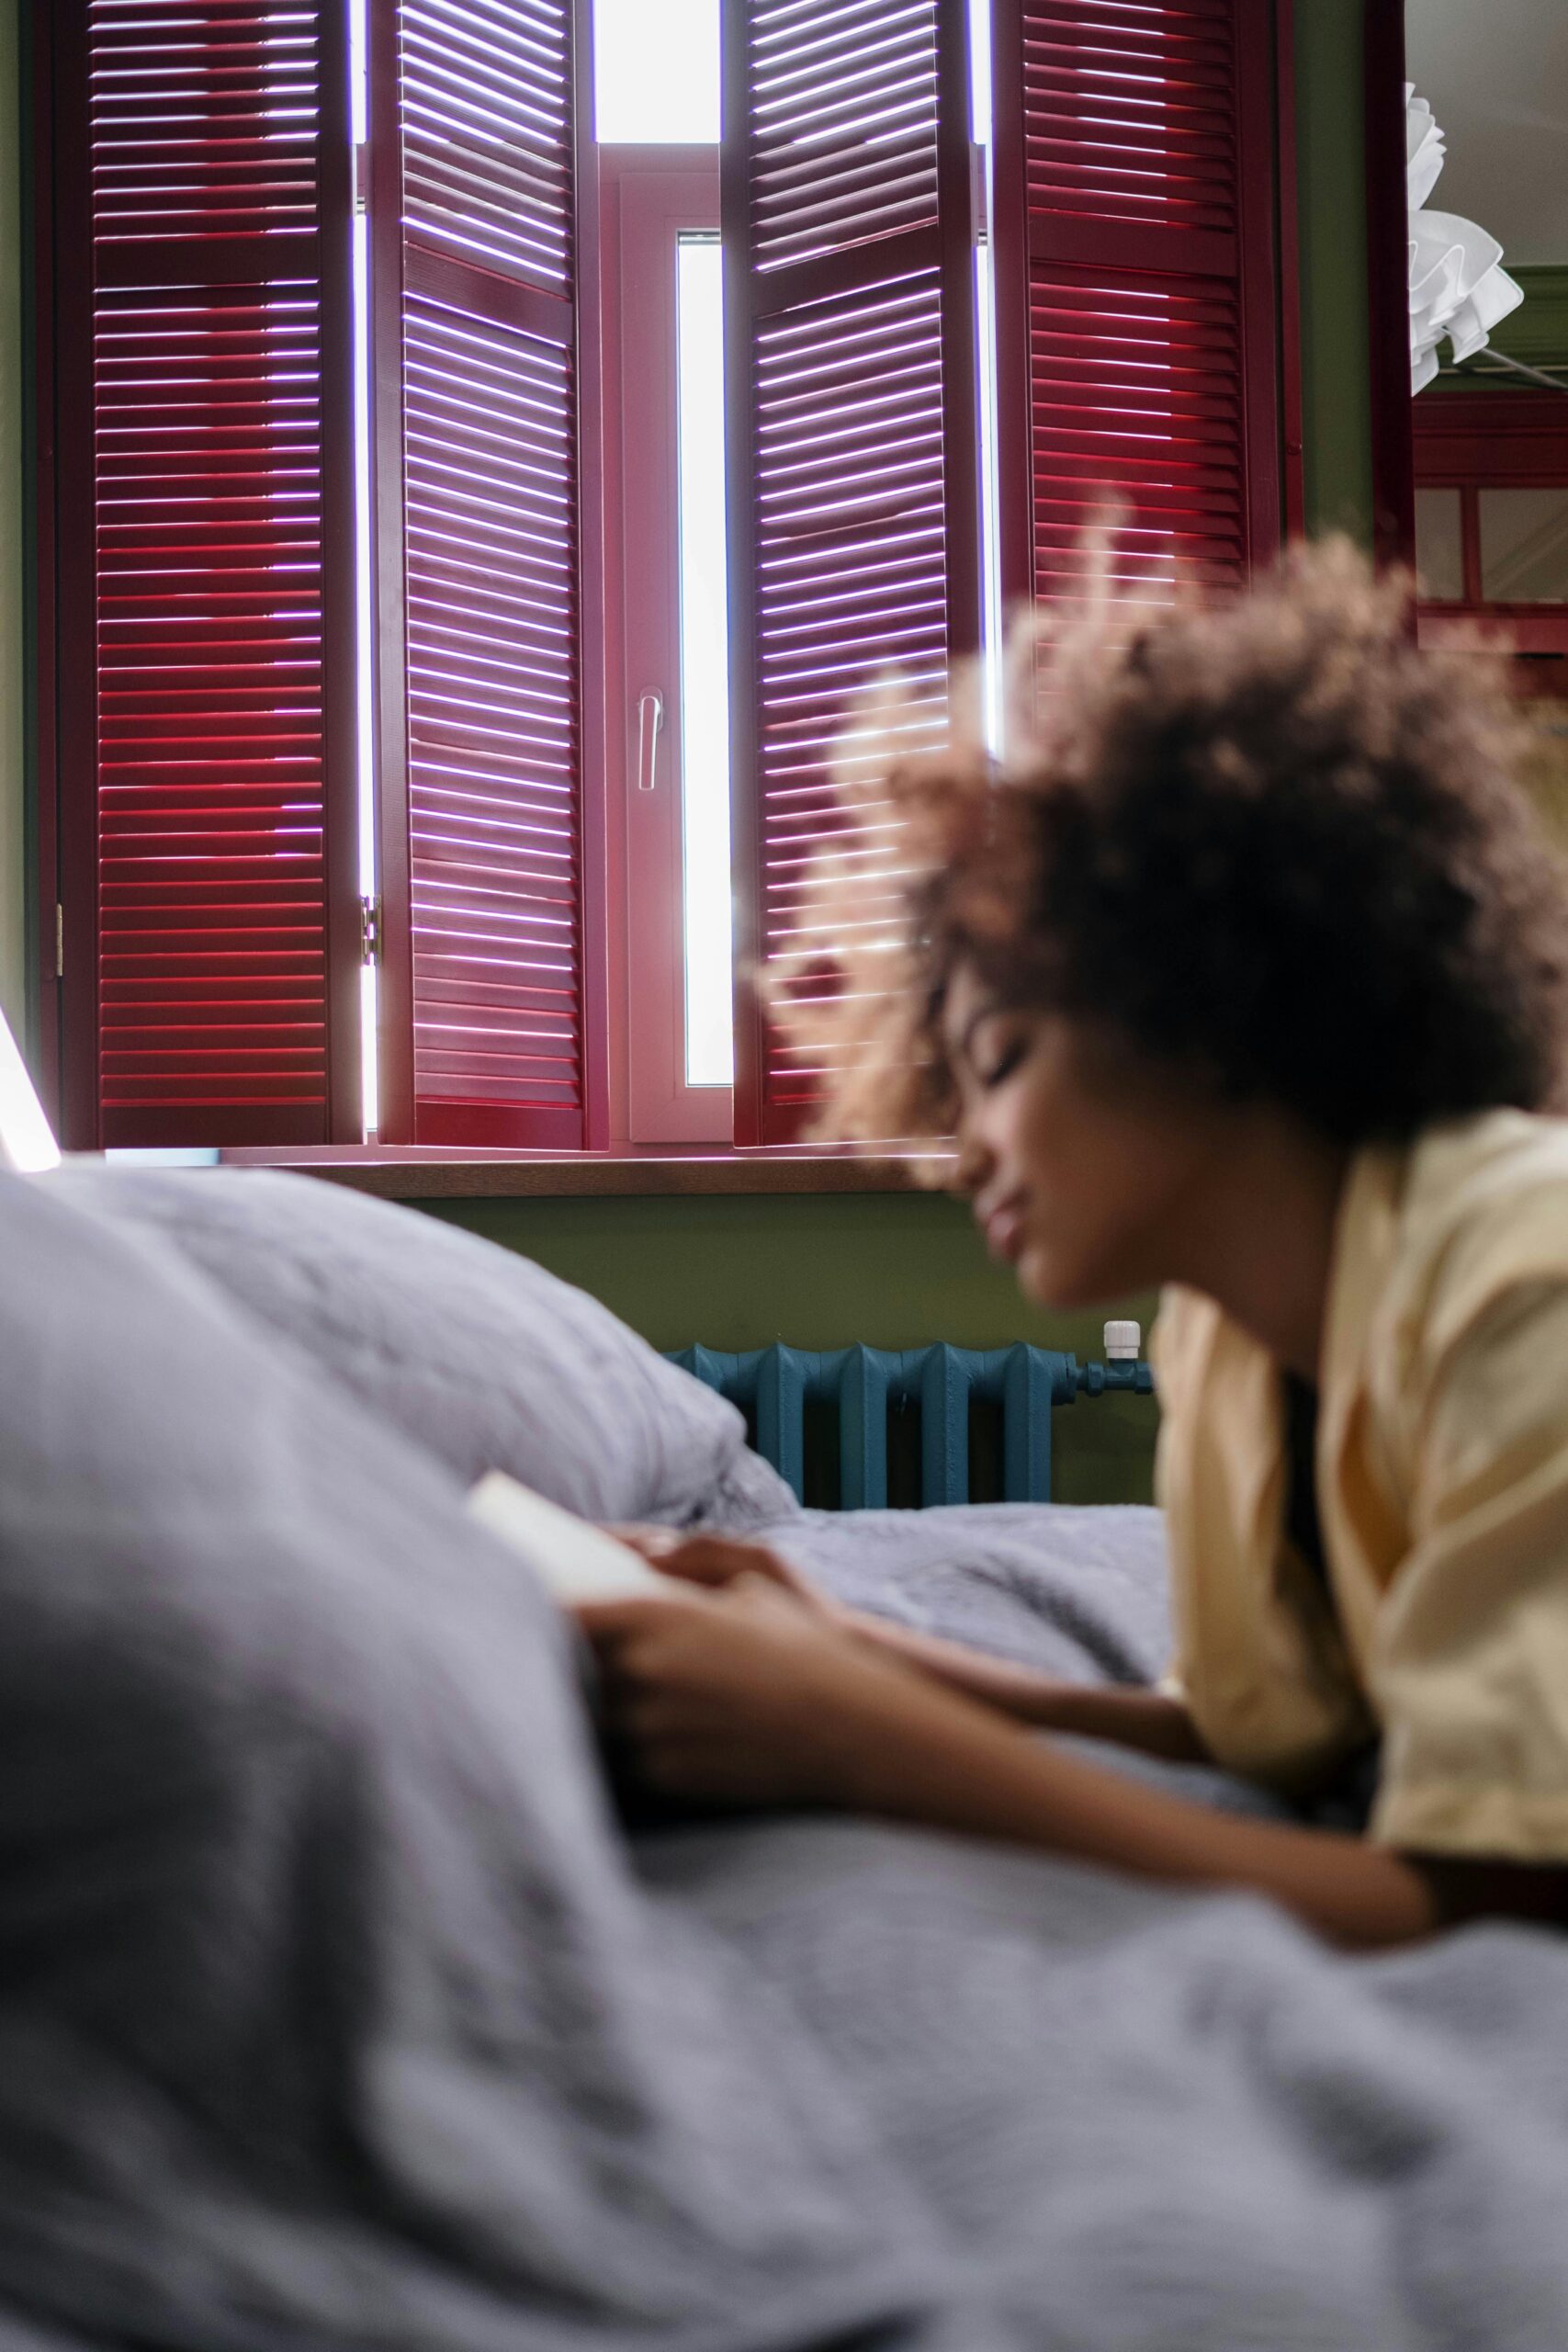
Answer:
[{"left": 217, "top": 1146, "right": 952, "bottom": 1200}]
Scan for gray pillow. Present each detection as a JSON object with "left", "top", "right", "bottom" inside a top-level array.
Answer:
[
  {"left": 42, "top": 1164, "right": 795, "bottom": 1530},
  {"left": 0, "top": 1173, "right": 885, "bottom": 2347}
]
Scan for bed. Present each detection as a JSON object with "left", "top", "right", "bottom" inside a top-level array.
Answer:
[{"left": 3, "top": 1164, "right": 1566, "bottom": 2352}]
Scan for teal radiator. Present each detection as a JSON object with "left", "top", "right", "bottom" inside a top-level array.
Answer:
[{"left": 669, "top": 1337, "right": 1153, "bottom": 1508}]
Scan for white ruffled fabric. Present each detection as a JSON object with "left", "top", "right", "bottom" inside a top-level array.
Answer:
[{"left": 1407, "top": 84, "right": 1523, "bottom": 393}]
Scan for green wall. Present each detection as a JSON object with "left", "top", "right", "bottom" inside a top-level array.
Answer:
[
  {"left": 1295, "top": 0, "right": 1376, "bottom": 541},
  {"left": 0, "top": 0, "right": 23, "bottom": 1046},
  {"left": 419, "top": 1189, "right": 1162, "bottom": 1505}
]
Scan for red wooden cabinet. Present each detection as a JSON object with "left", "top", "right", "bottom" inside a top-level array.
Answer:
[{"left": 1414, "top": 393, "right": 1568, "bottom": 663}]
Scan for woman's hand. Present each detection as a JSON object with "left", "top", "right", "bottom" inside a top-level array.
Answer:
[
  {"left": 576, "top": 1577, "right": 948, "bottom": 1810},
  {"left": 609, "top": 1528, "right": 841, "bottom": 1623},
  {"left": 609, "top": 1528, "right": 1206, "bottom": 1760}
]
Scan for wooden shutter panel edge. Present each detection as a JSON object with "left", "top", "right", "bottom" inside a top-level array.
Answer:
[
  {"left": 25, "top": 3, "right": 63, "bottom": 1127},
  {"left": 570, "top": 0, "right": 611, "bottom": 1155},
  {"left": 720, "top": 0, "right": 766, "bottom": 1144},
  {"left": 368, "top": 0, "right": 414, "bottom": 1143},
  {"left": 723, "top": 0, "right": 980, "bottom": 1148},
  {"left": 992, "top": 0, "right": 1034, "bottom": 618},
  {"left": 936, "top": 0, "right": 984, "bottom": 673},
  {"left": 319, "top": 17, "right": 364, "bottom": 1146},
  {"left": 51, "top": 0, "right": 98, "bottom": 1148},
  {"left": 1235, "top": 0, "right": 1286, "bottom": 569}
]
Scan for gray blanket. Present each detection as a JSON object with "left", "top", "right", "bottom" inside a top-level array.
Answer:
[{"left": 6, "top": 1176, "right": 1568, "bottom": 2350}]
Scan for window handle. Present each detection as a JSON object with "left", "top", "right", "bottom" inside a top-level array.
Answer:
[{"left": 637, "top": 690, "right": 664, "bottom": 792}]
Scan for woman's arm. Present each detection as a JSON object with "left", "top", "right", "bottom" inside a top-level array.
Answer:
[
  {"left": 826, "top": 1654, "right": 1568, "bottom": 1945},
  {"left": 581, "top": 1584, "right": 1568, "bottom": 1951},
  {"left": 834, "top": 1610, "right": 1209, "bottom": 1759},
  {"left": 615, "top": 1529, "right": 1208, "bottom": 1761}
]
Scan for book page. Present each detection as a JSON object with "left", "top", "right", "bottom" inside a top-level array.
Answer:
[{"left": 467, "top": 1472, "right": 675, "bottom": 1606}]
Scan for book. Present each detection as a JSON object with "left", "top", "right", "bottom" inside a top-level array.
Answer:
[{"left": 467, "top": 1471, "right": 675, "bottom": 1606}]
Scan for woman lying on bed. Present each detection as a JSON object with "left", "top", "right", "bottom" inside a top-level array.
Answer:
[{"left": 582, "top": 539, "right": 1568, "bottom": 1952}]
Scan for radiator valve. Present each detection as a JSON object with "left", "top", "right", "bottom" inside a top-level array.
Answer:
[{"left": 1103, "top": 1320, "right": 1141, "bottom": 1362}]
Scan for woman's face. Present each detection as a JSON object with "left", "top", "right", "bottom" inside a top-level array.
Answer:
[{"left": 942, "top": 965, "right": 1220, "bottom": 1311}]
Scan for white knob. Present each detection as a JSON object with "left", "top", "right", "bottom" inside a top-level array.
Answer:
[{"left": 1103, "top": 1320, "right": 1141, "bottom": 1361}]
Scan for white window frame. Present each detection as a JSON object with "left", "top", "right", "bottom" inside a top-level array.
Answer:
[{"left": 599, "top": 148, "right": 728, "bottom": 1144}]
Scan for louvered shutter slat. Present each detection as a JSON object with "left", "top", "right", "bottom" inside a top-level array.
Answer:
[
  {"left": 996, "top": 0, "right": 1284, "bottom": 617},
  {"left": 56, "top": 1, "right": 356, "bottom": 1147},
  {"left": 376, "top": 0, "right": 582, "bottom": 1146},
  {"left": 726, "top": 0, "right": 977, "bottom": 1142}
]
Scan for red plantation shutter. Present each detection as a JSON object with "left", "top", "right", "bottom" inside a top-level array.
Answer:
[
  {"left": 991, "top": 0, "right": 1286, "bottom": 613},
  {"left": 372, "top": 0, "right": 587, "bottom": 1148},
  {"left": 52, "top": 0, "right": 359, "bottom": 1149},
  {"left": 723, "top": 0, "right": 980, "bottom": 1147}
]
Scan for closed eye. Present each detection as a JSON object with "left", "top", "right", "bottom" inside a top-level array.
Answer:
[{"left": 976, "top": 1038, "right": 1025, "bottom": 1089}]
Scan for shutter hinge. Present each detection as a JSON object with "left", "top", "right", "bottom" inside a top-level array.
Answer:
[
  {"left": 353, "top": 141, "right": 370, "bottom": 216},
  {"left": 358, "top": 894, "right": 382, "bottom": 967},
  {"left": 55, "top": 902, "right": 63, "bottom": 980}
]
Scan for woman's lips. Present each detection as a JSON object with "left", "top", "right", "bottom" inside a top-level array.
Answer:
[{"left": 981, "top": 1201, "right": 1027, "bottom": 1263}]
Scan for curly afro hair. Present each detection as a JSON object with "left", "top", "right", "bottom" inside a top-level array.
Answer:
[{"left": 800, "top": 537, "right": 1568, "bottom": 1150}]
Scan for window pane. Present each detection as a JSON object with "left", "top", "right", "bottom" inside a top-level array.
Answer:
[
  {"left": 594, "top": 0, "right": 719, "bottom": 142},
  {"left": 1480, "top": 488, "right": 1568, "bottom": 604},
  {"left": 968, "top": 0, "right": 992, "bottom": 145},
  {"left": 677, "top": 238, "right": 734, "bottom": 1087},
  {"left": 975, "top": 245, "right": 1003, "bottom": 751},
  {"left": 1414, "top": 488, "right": 1464, "bottom": 602}
]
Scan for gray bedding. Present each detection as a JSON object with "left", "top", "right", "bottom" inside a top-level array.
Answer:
[{"left": 6, "top": 1170, "right": 1568, "bottom": 2350}]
